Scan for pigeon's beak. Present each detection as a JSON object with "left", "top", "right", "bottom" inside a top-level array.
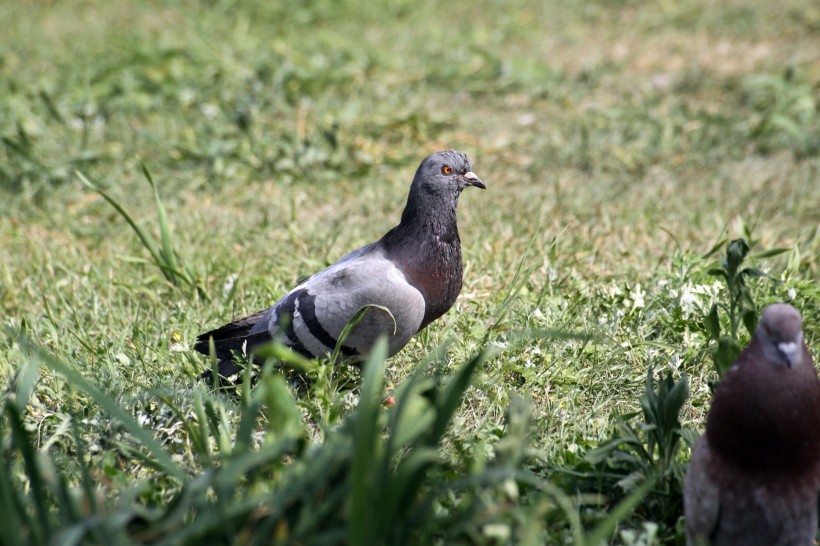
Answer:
[
  {"left": 777, "top": 341, "right": 799, "bottom": 368},
  {"left": 462, "top": 171, "right": 486, "bottom": 190}
]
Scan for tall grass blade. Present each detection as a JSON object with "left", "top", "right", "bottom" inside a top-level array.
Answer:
[
  {"left": 76, "top": 171, "right": 167, "bottom": 281},
  {"left": 0, "top": 457, "right": 25, "bottom": 546},
  {"left": 484, "top": 219, "right": 543, "bottom": 339},
  {"left": 142, "top": 162, "right": 182, "bottom": 285},
  {"left": 332, "top": 304, "right": 395, "bottom": 364},
  {"left": 429, "top": 347, "right": 496, "bottom": 443},
  {"left": 258, "top": 371, "right": 304, "bottom": 439},
  {"left": 11, "top": 356, "right": 40, "bottom": 412},
  {"left": 7, "top": 403, "right": 51, "bottom": 544},
  {"left": 348, "top": 336, "right": 388, "bottom": 546}
]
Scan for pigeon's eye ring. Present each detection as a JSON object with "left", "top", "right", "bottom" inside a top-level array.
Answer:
[{"left": 441, "top": 165, "right": 452, "bottom": 175}]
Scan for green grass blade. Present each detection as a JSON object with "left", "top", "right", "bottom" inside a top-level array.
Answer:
[
  {"left": 76, "top": 171, "right": 168, "bottom": 281},
  {"left": 429, "top": 347, "right": 496, "bottom": 444},
  {"left": 14, "top": 333, "right": 186, "bottom": 481},
  {"left": 12, "top": 356, "right": 41, "bottom": 412},
  {"left": 141, "top": 162, "right": 182, "bottom": 285},
  {"left": 386, "top": 374, "right": 436, "bottom": 451},
  {"left": 348, "top": 336, "right": 388, "bottom": 546},
  {"left": 152, "top": 390, "right": 213, "bottom": 464},
  {"left": 192, "top": 391, "right": 214, "bottom": 463},
  {"left": 7, "top": 404, "right": 51, "bottom": 544},
  {"left": 234, "top": 397, "right": 261, "bottom": 455},
  {"left": 213, "top": 437, "right": 298, "bottom": 487},
  {"left": 0, "top": 417, "right": 30, "bottom": 546},
  {"left": 69, "top": 414, "right": 99, "bottom": 520},
  {"left": 484, "top": 216, "right": 543, "bottom": 339},
  {"left": 332, "top": 304, "right": 394, "bottom": 364},
  {"left": 257, "top": 372, "right": 304, "bottom": 439},
  {"left": 383, "top": 447, "right": 439, "bottom": 528}
]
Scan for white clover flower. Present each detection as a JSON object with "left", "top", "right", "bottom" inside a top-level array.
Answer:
[
  {"left": 223, "top": 273, "right": 239, "bottom": 296},
  {"left": 517, "top": 113, "right": 535, "bottom": 126},
  {"left": 201, "top": 103, "right": 220, "bottom": 119},
  {"left": 114, "top": 352, "right": 131, "bottom": 366},
  {"left": 668, "top": 353, "right": 682, "bottom": 372},
  {"left": 678, "top": 282, "right": 722, "bottom": 315},
  {"left": 631, "top": 284, "right": 645, "bottom": 310},
  {"left": 607, "top": 284, "right": 623, "bottom": 297},
  {"left": 178, "top": 88, "right": 196, "bottom": 106},
  {"left": 489, "top": 340, "right": 507, "bottom": 350},
  {"left": 680, "top": 284, "right": 698, "bottom": 309},
  {"left": 340, "top": 391, "right": 359, "bottom": 410}
]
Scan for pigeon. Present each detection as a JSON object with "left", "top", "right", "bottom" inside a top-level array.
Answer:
[
  {"left": 195, "top": 150, "right": 485, "bottom": 380},
  {"left": 684, "top": 303, "right": 820, "bottom": 546}
]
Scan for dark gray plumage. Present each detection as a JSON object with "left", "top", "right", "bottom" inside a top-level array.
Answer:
[
  {"left": 195, "top": 150, "right": 485, "bottom": 380},
  {"left": 684, "top": 303, "right": 820, "bottom": 546}
]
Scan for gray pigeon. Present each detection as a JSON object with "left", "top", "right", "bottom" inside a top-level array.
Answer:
[
  {"left": 195, "top": 150, "right": 485, "bottom": 380},
  {"left": 684, "top": 303, "right": 820, "bottom": 546}
]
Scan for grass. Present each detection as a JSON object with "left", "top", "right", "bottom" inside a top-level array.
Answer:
[{"left": 1, "top": 0, "right": 818, "bottom": 543}]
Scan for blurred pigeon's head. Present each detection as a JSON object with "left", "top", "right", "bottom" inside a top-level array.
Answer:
[
  {"left": 758, "top": 303, "right": 804, "bottom": 368},
  {"left": 412, "top": 150, "right": 485, "bottom": 196}
]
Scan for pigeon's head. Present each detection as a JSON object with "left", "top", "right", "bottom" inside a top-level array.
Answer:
[
  {"left": 758, "top": 303, "right": 804, "bottom": 368},
  {"left": 412, "top": 150, "right": 486, "bottom": 196}
]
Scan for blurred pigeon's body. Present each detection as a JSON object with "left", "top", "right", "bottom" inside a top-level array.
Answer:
[
  {"left": 684, "top": 303, "right": 820, "bottom": 546},
  {"left": 195, "top": 150, "right": 485, "bottom": 379}
]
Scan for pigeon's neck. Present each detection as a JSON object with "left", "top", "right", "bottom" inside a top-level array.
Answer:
[
  {"left": 382, "top": 196, "right": 463, "bottom": 330},
  {"left": 706, "top": 338, "right": 820, "bottom": 483}
]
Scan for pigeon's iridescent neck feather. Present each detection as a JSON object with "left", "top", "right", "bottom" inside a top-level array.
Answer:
[{"left": 382, "top": 202, "right": 463, "bottom": 330}]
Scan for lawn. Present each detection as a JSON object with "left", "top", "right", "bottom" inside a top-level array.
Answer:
[{"left": 1, "top": 0, "right": 818, "bottom": 544}]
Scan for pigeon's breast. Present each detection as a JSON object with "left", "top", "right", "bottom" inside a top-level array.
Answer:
[{"left": 397, "top": 243, "right": 463, "bottom": 330}]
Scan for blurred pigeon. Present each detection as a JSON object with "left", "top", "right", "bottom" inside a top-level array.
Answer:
[
  {"left": 195, "top": 150, "right": 485, "bottom": 380},
  {"left": 684, "top": 303, "right": 820, "bottom": 546}
]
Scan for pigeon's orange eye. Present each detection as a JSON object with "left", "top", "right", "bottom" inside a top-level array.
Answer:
[{"left": 441, "top": 165, "right": 452, "bottom": 175}]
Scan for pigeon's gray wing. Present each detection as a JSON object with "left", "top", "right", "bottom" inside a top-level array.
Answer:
[
  {"left": 254, "top": 244, "right": 426, "bottom": 360},
  {"left": 684, "top": 438, "right": 721, "bottom": 546}
]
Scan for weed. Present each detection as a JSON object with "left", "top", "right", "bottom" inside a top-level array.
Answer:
[
  {"left": 78, "top": 165, "right": 208, "bottom": 299},
  {"left": 701, "top": 238, "right": 789, "bottom": 377},
  {"left": 579, "top": 369, "right": 691, "bottom": 540}
]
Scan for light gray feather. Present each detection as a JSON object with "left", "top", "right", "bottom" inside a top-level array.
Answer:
[{"left": 251, "top": 243, "right": 425, "bottom": 359}]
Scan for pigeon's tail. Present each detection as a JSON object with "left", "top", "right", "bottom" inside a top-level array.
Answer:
[{"left": 195, "top": 309, "right": 269, "bottom": 381}]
